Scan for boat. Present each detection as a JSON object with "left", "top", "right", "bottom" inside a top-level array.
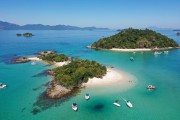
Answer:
[
  {"left": 113, "top": 100, "right": 121, "bottom": 107},
  {"left": 130, "top": 57, "right": 134, "bottom": 61},
  {"left": 126, "top": 100, "right": 133, "bottom": 108},
  {"left": 121, "top": 97, "right": 133, "bottom": 108},
  {"left": 147, "top": 85, "right": 156, "bottom": 89},
  {"left": 72, "top": 103, "right": 78, "bottom": 111},
  {"left": 0, "top": 83, "right": 7, "bottom": 89},
  {"left": 85, "top": 93, "right": 90, "bottom": 100}
]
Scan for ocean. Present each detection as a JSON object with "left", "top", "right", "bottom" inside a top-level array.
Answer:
[{"left": 0, "top": 30, "right": 180, "bottom": 120}]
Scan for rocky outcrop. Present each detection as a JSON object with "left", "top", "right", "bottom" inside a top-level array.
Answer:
[
  {"left": 46, "top": 81, "right": 71, "bottom": 99},
  {"left": 12, "top": 57, "right": 30, "bottom": 63}
]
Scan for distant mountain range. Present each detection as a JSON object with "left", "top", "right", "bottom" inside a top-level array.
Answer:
[{"left": 0, "top": 21, "right": 109, "bottom": 30}]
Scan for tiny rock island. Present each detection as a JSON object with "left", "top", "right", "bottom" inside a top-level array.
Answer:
[
  {"left": 16, "top": 32, "right": 34, "bottom": 37},
  {"left": 91, "top": 28, "right": 179, "bottom": 50}
]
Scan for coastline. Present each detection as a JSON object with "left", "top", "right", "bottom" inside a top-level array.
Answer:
[
  {"left": 87, "top": 46, "right": 180, "bottom": 52},
  {"left": 83, "top": 68, "right": 136, "bottom": 89},
  {"left": 26, "top": 56, "right": 136, "bottom": 99}
]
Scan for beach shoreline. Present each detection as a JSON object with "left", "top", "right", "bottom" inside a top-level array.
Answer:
[
  {"left": 27, "top": 56, "right": 136, "bottom": 99},
  {"left": 83, "top": 68, "right": 136, "bottom": 89},
  {"left": 87, "top": 46, "right": 180, "bottom": 52}
]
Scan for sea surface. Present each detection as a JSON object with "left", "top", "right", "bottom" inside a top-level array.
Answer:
[{"left": 0, "top": 30, "right": 180, "bottom": 120}]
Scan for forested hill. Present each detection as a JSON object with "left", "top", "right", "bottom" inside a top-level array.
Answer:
[{"left": 91, "top": 28, "right": 179, "bottom": 49}]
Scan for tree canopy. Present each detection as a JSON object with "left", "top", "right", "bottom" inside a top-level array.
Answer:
[
  {"left": 53, "top": 59, "right": 107, "bottom": 88},
  {"left": 92, "top": 28, "right": 179, "bottom": 49},
  {"left": 39, "top": 53, "right": 68, "bottom": 62}
]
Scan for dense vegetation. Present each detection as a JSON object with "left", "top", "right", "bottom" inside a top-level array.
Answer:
[
  {"left": 92, "top": 28, "right": 179, "bottom": 49},
  {"left": 39, "top": 53, "right": 68, "bottom": 62},
  {"left": 53, "top": 59, "right": 107, "bottom": 88}
]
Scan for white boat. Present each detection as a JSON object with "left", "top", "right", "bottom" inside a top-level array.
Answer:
[
  {"left": 113, "top": 100, "right": 121, "bottom": 107},
  {"left": 126, "top": 101, "right": 133, "bottom": 108},
  {"left": 85, "top": 93, "right": 90, "bottom": 100},
  {"left": 147, "top": 85, "right": 156, "bottom": 89},
  {"left": 72, "top": 103, "right": 78, "bottom": 111},
  {"left": 0, "top": 83, "right": 7, "bottom": 89},
  {"left": 121, "top": 97, "right": 133, "bottom": 108}
]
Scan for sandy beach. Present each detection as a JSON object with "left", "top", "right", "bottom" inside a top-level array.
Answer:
[
  {"left": 28, "top": 56, "right": 70, "bottom": 67},
  {"left": 83, "top": 68, "right": 136, "bottom": 88},
  {"left": 88, "top": 46, "right": 180, "bottom": 52},
  {"left": 110, "top": 48, "right": 152, "bottom": 52}
]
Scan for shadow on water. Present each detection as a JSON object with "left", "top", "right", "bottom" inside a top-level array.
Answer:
[
  {"left": 93, "top": 104, "right": 104, "bottom": 111},
  {"left": 32, "top": 82, "right": 49, "bottom": 91},
  {"left": 31, "top": 88, "right": 80, "bottom": 115},
  {"left": 32, "top": 70, "right": 51, "bottom": 77}
]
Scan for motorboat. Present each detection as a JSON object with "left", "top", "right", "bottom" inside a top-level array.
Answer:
[
  {"left": 113, "top": 100, "right": 121, "bottom": 107},
  {"left": 72, "top": 103, "right": 78, "bottom": 111},
  {"left": 147, "top": 85, "right": 156, "bottom": 89},
  {"left": 121, "top": 97, "right": 133, "bottom": 108},
  {"left": 0, "top": 83, "right": 7, "bottom": 89},
  {"left": 126, "top": 100, "right": 133, "bottom": 108},
  {"left": 85, "top": 93, "right": 90, "bottom": 100}
]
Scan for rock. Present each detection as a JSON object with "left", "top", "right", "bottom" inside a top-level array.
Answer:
[{"left": 12, "top": 57, "right": 30, "bottom": 63}]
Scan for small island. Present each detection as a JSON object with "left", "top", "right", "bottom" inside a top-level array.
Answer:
[
  {"left": 12, "top": 51, "right": 110, "bottom": 99},
  {"left": 16, "top": 32, "right": 34, "bottom": 37},
  {"left": 90, "top": 28, "right": 179, "bottom": 51},
  {"left": 177, "top": 32, "right": 180, "bottom": 36}
]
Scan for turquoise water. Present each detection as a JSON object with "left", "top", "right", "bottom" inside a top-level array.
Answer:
[{"left": 0, "top": 30, "right": 180, "bottom": 120}]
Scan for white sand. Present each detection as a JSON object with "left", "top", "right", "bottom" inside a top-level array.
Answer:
[
  {"left": 54, "top": 61, "right": 70, "bottom": 67},
  {"left": 110, "top": 48, "right": 152, "bottom": 52},
  {"left": 83, "top": 68, "right": 136, "bottom": 88},
  {"left": 28, "top": 57, "right": 42, "bottom": 61}
]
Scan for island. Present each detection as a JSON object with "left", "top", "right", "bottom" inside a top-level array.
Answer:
[
  {"left": 12, "top": 51, "right": 107, "bottom": 99},
  {"left": 177, "top": 32, "right": 180, "bottom": 36},
  {"left": 16, "top": 32, "right": 34, "bottom": 37},
  {"left": 12, "top": 51, "right": 136, "bottom": 99},
  {"left": 90, "top": 28, "right": 179, "bottom": 51}
]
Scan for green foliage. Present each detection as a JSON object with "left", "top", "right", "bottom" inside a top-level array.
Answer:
[
  {"left": 92, "top": 28, "right": 179, "bottom": 49},
  {"left": 53, "top": 59, "right": 107, "bottom": 88},
  {"left": 39, "top": 53, "right": 68, "bottom": 62},
  {"left": 23, "top": 32, "right": 33, "bottom": 37}
]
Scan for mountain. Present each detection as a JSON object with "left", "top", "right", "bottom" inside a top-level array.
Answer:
[
  {"left": 91, "top": 28, "right": 179, "bottom": 49},
  {"left": 0, "top": 21, "right": 109, "bottom": 30}
]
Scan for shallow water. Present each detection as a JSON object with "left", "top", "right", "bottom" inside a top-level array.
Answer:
[{"left": 0, "top": 30, "right": 180, "bottom": 120}]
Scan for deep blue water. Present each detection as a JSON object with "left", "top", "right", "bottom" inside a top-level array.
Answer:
[{"left": 0, "top": 30, "right": 180, "bottom": 120}]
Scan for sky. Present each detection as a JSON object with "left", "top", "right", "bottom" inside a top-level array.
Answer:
[{"left": 0, "top": 0, "right": 180, "bottom": 29}]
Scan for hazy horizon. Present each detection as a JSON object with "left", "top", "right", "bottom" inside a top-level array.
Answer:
[{"left": 0, "top": 0, "right": 180, "bottom": 29}]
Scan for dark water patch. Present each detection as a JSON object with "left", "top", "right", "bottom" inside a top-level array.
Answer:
[
  {"left": 0, "top": 54, "right": 18, "bottom": 64},
  {"left": 21, "top": 107, "right": 26, "bottom": 112},
  {"left": 31, "top": 108, "right": 41, "bottom": 115},
  {"left": 32, "top": 70, "right": 51, "bottom": 77},
  {"left": 93, "top": 104, "right": 104, "bottom": 111},
  {"left": 31, "top": 88, "right": 80, "bottom": 115},
  {"left": 32, "top": 82, "right": 50, "bottom": 91}
]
